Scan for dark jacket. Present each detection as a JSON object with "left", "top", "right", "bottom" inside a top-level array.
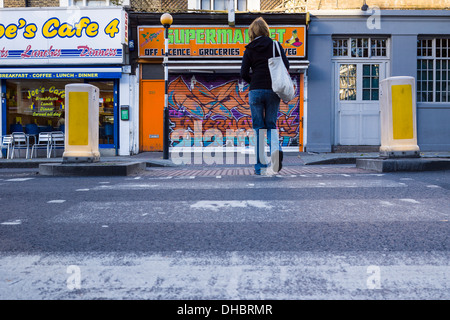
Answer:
[{"left": 240, "top": 36, "right": 290, "bottom": 91}]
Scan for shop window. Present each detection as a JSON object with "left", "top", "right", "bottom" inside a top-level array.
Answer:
[
  {"left": 5, "top": 79, "right": 115, "bottom": 147},
  {"left": 370, "top": 39, "right": 387, "bottom": 57},
  {"left": 417, "top": 37, "right": 450, "bottom": 102},
  {"left": 362, "top": 64, "right": 379, "bottom": 101},
  {"left": 62, "top": 0, "right": 131, "bottom": 5},
  {"left": 333, "top": 37, "right": 388, "bottom": 58},
  {"left": 201, "top": 0, "right": 247, "bottom": 11},
  {"left": 67, "top": 0, "right": 113, "bottom": 6},
  {"left": 351, "top": 38, "right": 369, "bottom": 58},
  {"left": 87, "top": 81, "right": 115, "bottom": 145},
  {"left": 5, "top": 80, "right": 75, "bottom": 135},
  {"left": 339, "top": 64, "right": 357, "bottom": 101},
  {"left": 333, "top": 39, "right": 348, "bottom": 57}
]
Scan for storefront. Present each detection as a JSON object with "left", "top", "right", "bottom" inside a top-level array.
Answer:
[
  {"left": 307, "top": 10, "right": 450, "bottom": 152},
  {"left": 0, "top": 7, "right": 133, "bottom": 156},
  {"left": 131, "top": 13, "right": 308, "bottom": 152}
]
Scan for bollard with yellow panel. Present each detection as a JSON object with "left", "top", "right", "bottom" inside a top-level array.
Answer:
[
  {"left": 379, "top": 76, "right": 420, "bottom": 158},
  {"left": 62, "top": 84, "right": 100, "bottom": 163}
]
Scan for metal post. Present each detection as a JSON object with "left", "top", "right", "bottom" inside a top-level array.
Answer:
[{"left": 163, "top": 24, "right": 170, "bottom": 159}]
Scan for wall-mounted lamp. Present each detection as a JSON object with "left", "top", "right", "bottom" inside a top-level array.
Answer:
[{"left": 361, "top": 0, "right": 369, "bottom": 11}]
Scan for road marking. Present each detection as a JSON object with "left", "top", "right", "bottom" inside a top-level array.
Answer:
[
  {"left": 427, "top": 185, "right": 441, "bottom": 188},
  {"left": 97, "top": 184, "right": 159, "bottom": 190},
  {"left": 47, "top": 200, "right": 66, "bottom": 204},
  {"left": 1, "top": 219, "right": 22, "bottom": 225},
  {"left": 400, "top": 199, "right": 421, "bottom": 204},
  {"left": 89, "top": 179, "right": 407, "bottom": 190},
  {"left": 190, "top": 200, "right": 272, "bottom": 211},
  {"left": 5, "top": 178, "right": 34, "bottom": 182},
  {"left": 76, "top": 189, "right": 90, "bottom": 192}
]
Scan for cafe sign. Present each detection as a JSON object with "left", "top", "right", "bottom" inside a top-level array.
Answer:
[
  {"left": 0, "top": 7, "right": 127, "bottom": 65},
  {"left": 138, "top": 25, "right": 306, "bottom": 58}
]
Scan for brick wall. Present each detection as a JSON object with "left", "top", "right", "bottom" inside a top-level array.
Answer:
[
  {"left": 28, "top": 0, "right": 60, "bottom": 6},
  {"left": 4, "top": 0, "right": 26, "bottom": 7},
  {"left": 307, "top": 0, "right": 450, "bottom": 10},
  {"left": 4, "top": 0, "right": 59, "bottom": 7},
  {"left": 130, "top": 0, "right": 187, "bottom": 12}
]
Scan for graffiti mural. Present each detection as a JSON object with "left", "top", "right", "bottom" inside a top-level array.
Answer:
[{"left": 168, "top": 74, "right": 300, "bottom": 147}]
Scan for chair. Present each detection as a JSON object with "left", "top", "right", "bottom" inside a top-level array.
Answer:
[
  {"left": 39, "top": 125, "right": 53, "bottom": 133},
  {"left": 25, "top": 123, "right": 40, "bottom": 145},
  {"left": 104, "top": 123, "right": 113, "bottom": 144},
  {"left": 10, "top": 123, "right": 24, "bottom": 133},
  {"left": 30, "top": 132, "right": 52, "bottom": 158},
  {"left": 10, "top": 132, "right": 30, "bottom": 159},
  {"left": 49, "top": 131, "right": 65, "bottom": 157},
  {"left": 1, "top": 135, "right": 13, "bottom": 159}
]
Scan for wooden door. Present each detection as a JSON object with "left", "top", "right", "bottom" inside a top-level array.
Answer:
[{"left": 140, "top": 80, "right": 165, "bottom": 151}]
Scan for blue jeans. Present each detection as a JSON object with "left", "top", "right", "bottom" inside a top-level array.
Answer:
[{"left": 248, "top": 89, "right": 281, "bottom": 173}]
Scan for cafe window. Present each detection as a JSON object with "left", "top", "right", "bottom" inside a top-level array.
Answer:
[
  {"left": 88, "top": 81, "right": 116, "bottom": 145},
  {"left": 5, "top": 79, "right": 115, "bottom": 146}
]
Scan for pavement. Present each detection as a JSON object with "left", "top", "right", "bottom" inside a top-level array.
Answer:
[{"left": 1, "top": 149, "right": 450, "bottom": 175}]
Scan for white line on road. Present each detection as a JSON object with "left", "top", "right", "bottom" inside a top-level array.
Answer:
[
  {"left": 5, "top": 178, "right": 34, "bottom": 182},
  {"left": 1, "top": 219, "right": 22, "bottom": 225},
  {"left": 400, "top": 199, "right": 421, "bottom": 204},
  {"left": 2, "top": 252, "right": 450, "bottom": 299},
  {"left": 47, "top": 200, "right": 66, "bottom": 204},
  {"left": 190, "top": 200, "right": 273, "bottom": 212}
]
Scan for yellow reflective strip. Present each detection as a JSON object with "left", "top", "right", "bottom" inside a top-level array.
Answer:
[
  {"left": 68, "top": 92, "right": 89, "bottom": 145},
  {"left": 391, "top": 84, "right": 414, "bottom": 140}
]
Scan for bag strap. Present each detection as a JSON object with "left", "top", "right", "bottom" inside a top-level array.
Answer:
[{"left": 273, "top": 40, "right": 281, "bottom": 58}]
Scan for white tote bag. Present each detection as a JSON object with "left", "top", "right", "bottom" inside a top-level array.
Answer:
[{"left": 268, "top": 41, "right": 295, "bottom": 102}]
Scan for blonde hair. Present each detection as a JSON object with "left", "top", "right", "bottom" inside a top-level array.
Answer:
[{"left": 248, "top": 17, "right": 270, "bottom": 42}]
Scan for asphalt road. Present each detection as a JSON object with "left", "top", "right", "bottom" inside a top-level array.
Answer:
[{"left": 0, "top": 166, "right": 449, "bottom": 301}]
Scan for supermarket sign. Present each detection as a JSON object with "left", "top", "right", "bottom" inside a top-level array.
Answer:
[
  {"left": 0, "top": 7, "right": 127, "bottom": 65},
  {"left": 138, "top": 25, "right": 306, "bottom": 58}
]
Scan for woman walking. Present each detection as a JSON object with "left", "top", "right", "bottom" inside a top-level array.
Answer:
[{"left": 240, "top": 17, "right": 289, "bottom": 175}]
